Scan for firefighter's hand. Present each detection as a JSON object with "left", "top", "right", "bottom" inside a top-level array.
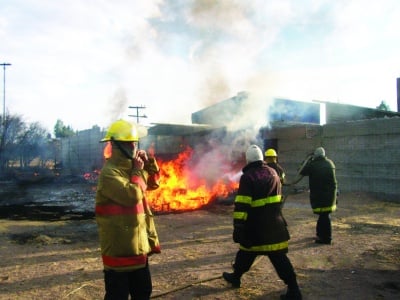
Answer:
[
  {"left": 137, "top": 150, "right": 148, "bottom": 162},
  {"left": 133, "top": 155, "right": 144, "bottom": 170}
]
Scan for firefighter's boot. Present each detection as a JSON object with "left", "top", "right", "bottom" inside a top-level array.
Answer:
[
  {"left": 222, "top": 272, "right": 241, "bottom": 288},
  {"left": 280, "top": 285, "right": 302, "bottom": 300}
]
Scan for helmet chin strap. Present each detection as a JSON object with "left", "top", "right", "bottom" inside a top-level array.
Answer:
[{"left": 111, "top": 137, "right": 134, "bottom": 160}]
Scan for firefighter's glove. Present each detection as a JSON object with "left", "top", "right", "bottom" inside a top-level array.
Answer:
[
  {"left": 144, "top": 157, "right": 161, "bottom": 190},
  {"left": 144, "top": 157, "right": 160, "bottom": 175}
]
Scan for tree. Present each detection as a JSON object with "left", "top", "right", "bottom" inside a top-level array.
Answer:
[
  {"left": 0, "top": 113, "right": 51, "bottom": 175},
  {"left": 0, "top": 113, "right": 25, "bottom": 172},
  {"left": 376, "top": 100, "right": 390, "bottom": 111},
  {"left": 16, "top": 122, "right": 50, "bottom": 168},
  {"left": 54, "top": 119, "right": 75, "bottom": 138}
]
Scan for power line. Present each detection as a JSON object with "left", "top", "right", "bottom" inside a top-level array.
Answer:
[{"left": 128, "top": 105, "right": 147, "bottom": 124}]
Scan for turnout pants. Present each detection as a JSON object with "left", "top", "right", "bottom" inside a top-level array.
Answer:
[
  {"left": 316, "top": 212, "right": 332, "bottom": 242},
  {"left": 233, "top": 250, "right": 298, "bottom": 289},
  {"left": 103, "top": 263, "right": 152, "bottom": 300}
]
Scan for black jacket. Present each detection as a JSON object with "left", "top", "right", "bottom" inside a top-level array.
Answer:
[
  {"left": 300, "top": 156, "right": 337, "bottom": 213},
  {"left": 233, "top": 161, "right": 290, "bottom": 254}
]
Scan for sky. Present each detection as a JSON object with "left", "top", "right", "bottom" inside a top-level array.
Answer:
[{"left": 1, "top": 0, "right": 400, "bottom": 134}]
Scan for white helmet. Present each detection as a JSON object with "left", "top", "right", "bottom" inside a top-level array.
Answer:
[
  {"left": 245, "top": 145, "right": 263, "bottom": 164},
  {"left": 314, "top": 147, "right": 326, "bottom": 158}
]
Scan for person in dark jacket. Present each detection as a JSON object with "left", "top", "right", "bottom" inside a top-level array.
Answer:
[
  {"left": 95, "top": 119, "right": 161, "bottom": 300},
  {"left": 265, "top": 148, "right": 286, "bottom": 185},
  {"left": 295, "top": 147, "right": 337, "bottom": 244},
  {"left": 223, "top": 145, "right": 302, "bottom": 300}
]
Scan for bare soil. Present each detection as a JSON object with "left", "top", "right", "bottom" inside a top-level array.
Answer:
[{"left": 0, "top": 184, "right": 399, "bottom": 300}]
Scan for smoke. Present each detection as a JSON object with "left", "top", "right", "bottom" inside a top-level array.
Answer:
[
  {"left": 183, "top": 68, "right": 279, "bottom": 185},
  {"left": 113, "top": 0, "right": 283, "bottom": 183},
  {"left": 105, "top": 87, "right": 148, "bottom": 137},
  {"left": 107, "top": 87, "right": 129, "bottom": 125},
  {"left": 110, "top": 0, "right": 284, "bottom": 127},
  {"left": 197, "top": 68, "right": 231, "bottom": 107}
]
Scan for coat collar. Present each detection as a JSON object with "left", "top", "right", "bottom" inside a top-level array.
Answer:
[{"left": 242, "top": 160, "right": 263, "bottom": 173}]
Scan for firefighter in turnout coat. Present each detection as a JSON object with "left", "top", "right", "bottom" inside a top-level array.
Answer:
[
  {"left": 265, "top": 148, "right": 286, "bottom": 185},
  {"left": 223, "top": 145, "right": 302, "bottom": 300},
  {"left": 95, "top": 120, "right": 161, "bottom": 300},
  {"left": 298, "top": 147, "right": 337, "bottom": 245}
]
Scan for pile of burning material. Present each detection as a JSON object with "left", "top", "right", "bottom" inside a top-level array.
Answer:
[
  {"left": 146, "top": 146, "right": 240, "bottom": 213},
  {"left": 82, "top": 169, "right": 101, "bottom": 184}
]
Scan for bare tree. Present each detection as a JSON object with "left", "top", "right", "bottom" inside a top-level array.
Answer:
[
  {"left": 0, "top": 113, "right": 50, "bottom": 177},
  {"left": 0, "top": 113, "right": 25, "bottom": 172}
]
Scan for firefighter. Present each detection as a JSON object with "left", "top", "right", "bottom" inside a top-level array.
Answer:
[
  {"left": 291, "top": 147, "right": 337, "bottom": 245},
  {"left": 223, "top": 145, "right": 302, "bottom": 300},
  {"left": 95, "top": 119, "right": 161, "bottom": 300},
  {"left": 265, "top": 148, "right": 286, "bottom": 185}
]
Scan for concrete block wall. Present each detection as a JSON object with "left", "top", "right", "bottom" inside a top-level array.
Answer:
[
  {"left": 60, "top": 126, "right": 105, "bottom": 175},
  {"left": 262, "top": 125, "right": 322, "bottom": 182},
  {"left": 269, "top": 118, "right": 400, "bottom": 200},
  {"left": 322, "top": 118, "right": 400, "bottom": 198},
  {"left": 60, "top": 118, "right": 400, "bottom": 199}
]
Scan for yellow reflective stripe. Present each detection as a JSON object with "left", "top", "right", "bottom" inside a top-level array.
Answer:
[
  {"left": 235, "top": 195, "right": 282, "bottom": 207},
  {"left": 252, "top": 195, "right": 282, "bottom": 207},
  {"left": 313, "top": 204, "right": 337, "bottom": 213},
  {"left": 234, "top": 195, "right": 252, "bottom": 204},
  {"left": 240, "top": 241, "right": 288, "bottom": 252},
  {"left": 233, "top": 211, "right": 247, "bottom": 221}
]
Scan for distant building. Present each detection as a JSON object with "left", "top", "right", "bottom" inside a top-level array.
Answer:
[
  {"left": 192, "top": 92, "right": 320, "bottom": 126},
  {"left": 191, "top": 91, "right": 400, "bottom": 126},
  {"left": 323, "top": 102, "right": 400, "bottom": 124}
]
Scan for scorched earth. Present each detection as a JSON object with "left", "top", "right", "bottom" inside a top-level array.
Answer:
[{"left": 0, "top": 182, "right": 399, "bottom": 300}]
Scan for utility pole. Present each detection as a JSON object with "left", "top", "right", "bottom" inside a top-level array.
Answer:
[
  {"left": 1, "top": 63, "right": 11, "bottom": 125},
  {"left": 128, "top": 105, "right": 147, "bottom": 124}
]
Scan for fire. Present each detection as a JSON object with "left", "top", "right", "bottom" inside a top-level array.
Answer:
[
  {"left": 100, "top": 143, "right": 240, "bottom": 213},
  {"left": 147, "top": 146, "right": 239, "bottom": 213},
  {"left": 83, "top": 169, "right": 100, "bottom": 182}
]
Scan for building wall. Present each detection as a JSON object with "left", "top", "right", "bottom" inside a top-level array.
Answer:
[
  {"left": 192, "top": 94, "right": 320, "bottom": 125},
  {"left": 324, "top": 102, "right": 400, "bottom": 123},
  {"left": 60, "top": 118, "right": 400, "bottom": 199},
  {"left": 264, "top": 118, "right": 400, "bottom": 199},
  {"left": 60, "top": 126, "right": 105, "bottom": 175}
]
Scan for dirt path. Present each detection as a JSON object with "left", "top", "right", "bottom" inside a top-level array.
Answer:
[{"left": 0, "top": 191, "right": 399, "bottom": 299}]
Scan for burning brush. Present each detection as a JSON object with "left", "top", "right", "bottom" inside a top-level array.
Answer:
[{"left": 146, "top": 146, "right": 239, "bottom": 213}]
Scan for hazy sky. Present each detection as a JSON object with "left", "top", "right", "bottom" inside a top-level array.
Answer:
[{"left": 1, "top": 0, "right": 400, "bottom": 133}]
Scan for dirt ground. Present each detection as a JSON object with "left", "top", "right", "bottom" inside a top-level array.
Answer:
[{"left": 0, "top": 184, "right": 400, "bottom": 300}]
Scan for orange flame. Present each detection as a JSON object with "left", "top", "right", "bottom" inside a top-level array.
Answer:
[{"left": 147, "top": 146, "right": 239, "bottom": 212}]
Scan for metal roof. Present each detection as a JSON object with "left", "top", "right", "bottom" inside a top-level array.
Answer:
[{"left": 148, "top": 123, "right": 223, "bottom": 136}]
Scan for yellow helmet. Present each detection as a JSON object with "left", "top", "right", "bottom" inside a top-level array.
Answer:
[
  {"left": 101, "top": 119, "right": 139, "bottom": 142},
  {"left": 265, "top": 148, "right": 277, "bottom": 157}
]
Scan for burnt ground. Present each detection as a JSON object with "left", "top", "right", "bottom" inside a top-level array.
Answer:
[{"left": 0, "top": 183, "right": 399, "bottom": 300}]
